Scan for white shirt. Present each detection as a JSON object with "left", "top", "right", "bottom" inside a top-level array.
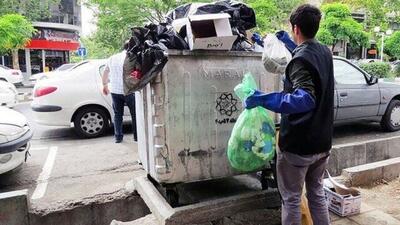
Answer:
[{"left": 107, "top": 50, "right": 126, "bottom": 95}]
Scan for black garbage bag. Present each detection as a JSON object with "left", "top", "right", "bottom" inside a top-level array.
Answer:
[
  {"left": 195, "top": 1, "right": 256, "bottom": 31},
  {"left": 166, "top": 1, "right": 256, "bottom": 31},
  {"left": 123, "top": 25, "right": 176, "bottom": 95},
  {"left": 145, "top": 23, "right": 189, "bottom": 50}
]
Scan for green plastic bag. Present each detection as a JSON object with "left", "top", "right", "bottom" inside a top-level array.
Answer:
[{"left": 227, "top": 73, "right": 276, "bottom": 172}]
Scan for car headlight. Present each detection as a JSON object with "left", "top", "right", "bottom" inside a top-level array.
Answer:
[
  {"left": 0, "top": 124, "right": 29, "bottom": 144},
  {"left": 0, "top": 153, "right": 12, "bottom": 164}
]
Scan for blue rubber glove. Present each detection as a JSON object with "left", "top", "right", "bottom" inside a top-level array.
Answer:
[
  {"left": 275, "top": 30, "right": 297, "bottom": 53},
  {"left": 244, "top": 89, "right": 316, "bottom": 114},
  {"left": 252, "top": 33, "right": 264, "bottom": 47}
]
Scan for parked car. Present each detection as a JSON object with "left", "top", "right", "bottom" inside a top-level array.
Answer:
[
  {"left": 29, "top": 63, "right": 76, "bottom": 84},
  {"left": 31, "top": 60, "right": 132, "bottom": 138},
  {"left": 0, "top": 106, "right": 32, "bottom": 174},
  {"left": 0, "top": 65, "right": 23, "bottom": 85},
  {"left": 0, "top": 80, "right": 18, "bottom": 108},
  {"left": 333, "top": 57, "right": 400, "bottom": 131}
]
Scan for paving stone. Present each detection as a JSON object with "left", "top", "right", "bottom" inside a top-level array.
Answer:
[
  {"left": 349, "top": 210, "right": 400, "bottom": 225},
  {"left": 332, "top": 218, "right": 360, "bottom": 225},
  {"left": 330, "top": 211, "right": 343, "bottom": 222},
  {"left": 359, "top": 203, "right": 375, "bottom": 214}
]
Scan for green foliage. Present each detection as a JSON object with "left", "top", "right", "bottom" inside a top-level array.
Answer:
[
  {"left": 0, "top": 14, "right": 36, "bottom": 53},
  {"left": 245, "top": 0, "right": 304, "bottom": 34},
  {"left": 384, "top": 31, "right": 400, "bottom": 59},
  {"left": 317, "top": 3, "right": 369, "bottom": 50},
  {"left": 393, "top": 64, "right": 400, "bottom": 77},
  {"left": 70, "top": 37, "right": 116, "bottom": 62},
  {"left": 360, "top": 62, "right": 392, "bottom": 78},
  {"left": 87, "top": 0, "right": 207, "bottom": 55},
  {"left": 0, "top": 0, "right": 60, "bottom": 21}
]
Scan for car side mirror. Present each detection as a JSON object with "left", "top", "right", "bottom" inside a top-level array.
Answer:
[{"left": 368, "top": 76, "right": 378, "bottom": 85}]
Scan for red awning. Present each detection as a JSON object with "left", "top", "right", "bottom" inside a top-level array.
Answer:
[{"left": 26, "top": 39, "right": 79, "bottom": 51}]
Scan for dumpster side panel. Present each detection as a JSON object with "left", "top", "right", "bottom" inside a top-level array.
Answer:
[{"left": 143, "top": 52, "right": 279, "bottom": 184}]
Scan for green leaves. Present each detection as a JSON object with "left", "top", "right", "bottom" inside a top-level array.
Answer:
[
  {"left": 0, "top": 0, "right": 60, "bottom": 21},
  {"left": 0, "top": 14, "right": 36, "bottom": 53},
  {"left": 384, "top": 31, "right": 400, "bottom": 59},
  {"left": 86, "top": 0, "right": 209, "bottom": 57},
  {"left": 317, "top": 3, "right": 369, "bottom": 49},
  {"left": 245, "top": 0, "right": 304, "bottom": 34}
]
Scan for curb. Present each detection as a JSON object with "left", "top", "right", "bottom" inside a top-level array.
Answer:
[
  {"left": 342, "top": 157, "right": 400, "bottom": 186},
  {"left": 328, "top": 135, "right": 400, "bottom": 176},
  {"left": 0, "top": 189, "right": 29, "bottom": 225}
]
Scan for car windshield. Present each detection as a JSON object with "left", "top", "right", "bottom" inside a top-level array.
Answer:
[
  {"left": 70, "top": 61, "right": 91, "bottom": 70},
  {"left": 0, "top": 65, "right": 10, "bottom": 70},
  {"left": 55, "top": 64, "right": 76, "bottom": 71}
]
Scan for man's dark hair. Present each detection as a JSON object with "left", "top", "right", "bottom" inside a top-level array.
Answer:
[{"left": 290, "top": 4, "right": 322, "bottom": 39}]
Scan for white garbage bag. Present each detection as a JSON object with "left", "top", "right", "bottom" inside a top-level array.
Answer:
[{"left": 262, "top": 34, "right": 292, "bottom": 74}]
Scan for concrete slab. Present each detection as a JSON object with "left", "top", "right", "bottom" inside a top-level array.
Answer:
[
  {"left": 111, "top": 214, "right": 159, "bottom": 225},
  {"left": 349, "top": 210, "right": 400, "bottom": 225},
  {"left": 0, "top": 190, "right": 29, "bottom": 225},
  {"left": 342, "top": 157, "right": 400, "bottom": 186},
  {"left": 133, "top": 175, "right": 281, "bottom": 225}
]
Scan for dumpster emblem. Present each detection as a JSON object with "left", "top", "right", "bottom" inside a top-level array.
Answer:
[{"left": 216, "top": 93, "right": 238, "bottom": 116}]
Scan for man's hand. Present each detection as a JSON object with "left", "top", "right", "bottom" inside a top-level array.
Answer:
[
  {"left": 244, "top": 90, "right": 265, "bottom": 109},
  {"left": 102, "top": 85, "right": 110, "bottom": 95}
]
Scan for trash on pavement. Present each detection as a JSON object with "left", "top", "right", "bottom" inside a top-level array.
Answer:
[
  {"left": 227, "top": 73, "right": 276, "bottom": 172},
  {"left": 186, "top": 13, "right": 237, "bottom": 50},
  {"left": 262, "top": 34, "right": 292, "bottom": 74},
  {"left": 324, "top": 175, "right": 361, "bottom": 217}
]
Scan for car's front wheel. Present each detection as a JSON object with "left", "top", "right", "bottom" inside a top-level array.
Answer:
[
  {"left": 73, "top": 107, "right": 110, "bottom": 138},
  {"left": 381, "top": 99, "right": 400, "bottom": 132}
]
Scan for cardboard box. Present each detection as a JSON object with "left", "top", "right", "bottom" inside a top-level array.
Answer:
[
  {"left": 186, "top": 13, "right": 237, "bottom": 50},
  {"left": 324, "top": 183, "right": 361, "bottom": 217}
]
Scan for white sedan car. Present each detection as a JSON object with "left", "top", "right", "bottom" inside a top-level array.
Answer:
[
  {"left": 0, "top": 107, "right": 32, "bottom": 174},
  {"left": 29, "top": 63, "right": 76, "bottom": 84},
  {"left": 0, "top": 80, "right": 18, "bottom": 108},
  {"left": 0, "top": 65, "right": 24, "bottom": 85},
  {"left": 31, "top": 60, "right": 132, "bottom": 138}
]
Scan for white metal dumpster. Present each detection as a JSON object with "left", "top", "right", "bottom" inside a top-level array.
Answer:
[{"left": 136, "top": 50, "right": 280, "bottom": 185}]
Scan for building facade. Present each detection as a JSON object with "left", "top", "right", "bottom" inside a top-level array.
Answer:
[{"left": 1, "top": 0, "right": 81, "bottom": 77}]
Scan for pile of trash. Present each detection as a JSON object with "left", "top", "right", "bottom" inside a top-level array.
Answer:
[
  {"left": 122, "top": 1, "right": 262, "bottom": 94},
  {"left": 122, "top": 0, "right": 296, "bottom": 93}
]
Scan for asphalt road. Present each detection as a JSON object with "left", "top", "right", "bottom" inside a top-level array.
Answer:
[{"left": 0, "top": 99, "right": 139, "bottom": 212}]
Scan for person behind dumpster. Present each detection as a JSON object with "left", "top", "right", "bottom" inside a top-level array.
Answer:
[
  {"left": 244, "top": 4, "right": 334, "bottom": 225},
  {"left": 102, "top": 42, "right": 138, "bottom": 143}
]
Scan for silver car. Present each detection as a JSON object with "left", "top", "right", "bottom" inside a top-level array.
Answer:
[{"left": 333, "top": 57, "right": 400, "bottom": 131}]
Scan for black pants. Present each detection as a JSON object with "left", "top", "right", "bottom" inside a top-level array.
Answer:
[{"left": 111, "top": 93, "right": 137, "bottom": 141}]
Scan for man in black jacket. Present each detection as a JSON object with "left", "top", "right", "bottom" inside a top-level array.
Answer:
[{"left": 245, "top": 4, "right": 333, "bottom": 225}]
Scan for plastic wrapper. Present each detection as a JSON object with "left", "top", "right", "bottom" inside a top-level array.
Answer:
[
  {"left": 262, "top": 34, "right": 292, "bottom": 74},
  {"left": 227, "top": 73, "right": 276, "bottom": 172}
]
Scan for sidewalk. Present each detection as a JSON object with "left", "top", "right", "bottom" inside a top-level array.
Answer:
[{"left": 330, "top": 203, "right": 400, "bottom": 225}]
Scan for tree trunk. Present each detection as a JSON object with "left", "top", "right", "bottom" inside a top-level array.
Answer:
[
  {"left": 12, "top": 49, "right": 20, "bottom": 70},
  {"left": 331, "top": 43, "right": 336, "bottom": 52}
]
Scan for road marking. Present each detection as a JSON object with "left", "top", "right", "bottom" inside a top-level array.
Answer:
[
  {"left": 31, "top": 146, "right": 58, "bottom": 200},
  {"left": 29, "top": 146, "right": 48, "bottom": 151}
]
